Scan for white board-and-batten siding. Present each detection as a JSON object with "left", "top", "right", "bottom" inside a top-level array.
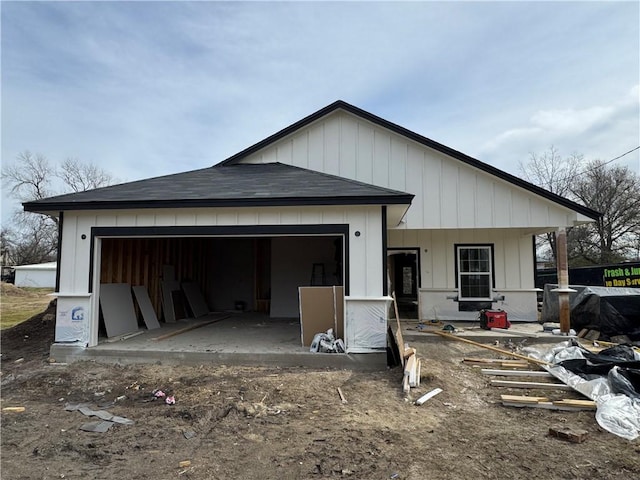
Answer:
[
  {"left": 58, "top": 206, "right": 384, "bottom": 299},
  {"left": 239, "top": 111, "right": 583, "bottom": 230}
]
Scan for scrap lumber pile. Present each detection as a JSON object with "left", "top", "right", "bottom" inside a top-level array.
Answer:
[
  {"left": 390, "top": 293, "right": 421, "bottom": 394},
  {"left": 470, "top": 358, "right": 595, "bottom": 411}
]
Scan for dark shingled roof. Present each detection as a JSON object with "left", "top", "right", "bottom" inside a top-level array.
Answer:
[{"left": 23, "top": 163, "right": 414, "bottom": 213}]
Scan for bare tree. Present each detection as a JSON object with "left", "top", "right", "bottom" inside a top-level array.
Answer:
[
  {"left": 59, "top": 158, "right": 116, "bottom": 192},
  {"left": 1, "top": 151, "right": 117, "bottom": 265},
  {"left": 2, "top": 151, "right": 56, "bottom": 203},
  {"left": 519, "top": 146, "right": 583, "bottom": 264},
  {"left": 570, "top": 161, "right": 640, "bottom": 264}
]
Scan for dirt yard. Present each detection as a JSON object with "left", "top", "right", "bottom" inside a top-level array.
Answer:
[{"left": 1, "top": 308, "right": 639, "bottom": 479}]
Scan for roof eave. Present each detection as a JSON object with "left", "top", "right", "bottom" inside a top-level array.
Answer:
[{"left": 23, "top": 194, "right": 414, "bottom": 213}]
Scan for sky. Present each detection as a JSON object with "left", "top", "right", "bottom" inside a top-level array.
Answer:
[{"left": 2, "top": 1, "right": 639, "bottom": 225}]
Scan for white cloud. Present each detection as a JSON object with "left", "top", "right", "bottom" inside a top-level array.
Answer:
[{"left": 478, "top": 84, "right": 640, "bottom": 173}]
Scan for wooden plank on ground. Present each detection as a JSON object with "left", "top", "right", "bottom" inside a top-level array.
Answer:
[
  {"left": 151, "top": 315, "right": 230, "bottom": 341},
  {"left": 420, "top": 329, "right": 550, "bottom": 366},
  {"left": 481, "top": 369, "right": 553, "bottom": 378},
  {"left": 501, "top": 394, "right": 595, "bottom": 411},
  {"left": 464, "top": 357, "right": 529, "bottom": 366},
  {"left": 491, "top": 380, "right": 573, "bottom": 391},
  {"left": 415, "top": 388, "right": 442, "bottom": 406},
  {"left": 553, "top": 399, "right": 596, "bottom": 408},
  {"left": 501, "top": 394, "right": 549, "bottom": 403},
  {"left": 405, "top": 354, "right": 417, "bottom": 387}
]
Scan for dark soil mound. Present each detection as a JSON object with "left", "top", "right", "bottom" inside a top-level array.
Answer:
[{"left": 1, "top": 299, "right": 56, "bottom": 363}]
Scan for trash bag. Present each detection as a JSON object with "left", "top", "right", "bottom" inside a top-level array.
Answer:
[{"left": 609, "top": 366, "right": 640, "bottom": 399}]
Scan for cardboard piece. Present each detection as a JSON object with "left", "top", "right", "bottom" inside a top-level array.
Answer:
[
  {"left": 99, "top": 283, "right": 139, "bottom": 338},
  {"left": 181, "top": 282, "right": 210, "bottom": 318},
  {"left": 298, "top": 287, "right": 335, "bottom": 347},
  {"left": 132, "top": 286, "right": 161, "bottom": 330}
]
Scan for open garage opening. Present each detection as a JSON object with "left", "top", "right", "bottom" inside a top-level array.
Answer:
[{"left": 94, "top": 232, "right": 346, "bottom": 346}]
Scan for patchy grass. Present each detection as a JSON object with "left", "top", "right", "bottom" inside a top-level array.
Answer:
[{"left": 0, "top": 283, "right": 54, "bottom": 329}]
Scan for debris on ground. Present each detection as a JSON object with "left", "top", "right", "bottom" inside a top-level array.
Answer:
[{"left": 309, "top": 328, "right": 345, "bottom": 353}]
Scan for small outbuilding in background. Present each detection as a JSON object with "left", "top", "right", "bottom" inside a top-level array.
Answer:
[{"left": 13, "top": 261, "right": 56, "bottom": 288}]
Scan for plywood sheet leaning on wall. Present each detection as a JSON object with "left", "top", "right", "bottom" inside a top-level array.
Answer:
[
  {"left": 161, "top": 280, "right": 181, "bottom": 323},
  {"left": 132, "top": 285, "right": 161, "bottom": 330},
  {"left": 299, "top": 287, "right": 335, "bottom": 347},
  {"left": 181, "top": 282, "right": 210, "bottom": 318},
  {"left": 100, "top": 283, "right": 139, "bottom": 338}
]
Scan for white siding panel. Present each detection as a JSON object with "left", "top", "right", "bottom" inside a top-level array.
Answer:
[
  {"left": 423, "top": 156, "right": 442, "bottom": 227},
  {"left": 430, "top": 231, "right": 448, "bottom": 289},
  {"left": 256, "top": 210, "right": 279, "bottom": 225},
  {"left": 238, "top": 210, "right": 259, "bottom": 225},
  {"left": 308, "top": 124, "right": 324, "bottom": 172},
  {"left": 519, "top": 235, "right": 535, "bottom": 289},
  {"left": 96, "top": 215, "right": 117, "bottom": 226},
  {"left": 475, "top": 175, "right": 494, "bottom": 226},
  {"left": 389, "top": 138, "right": 406, "bottom": 192},
  {"left": 511, "top": 191, "right": 530, "bottom": 227},
  {"left": 418, "top": 230, "right": 433, "bottom": 288},
  {"left": 292, "top": 132, "right": 309, "bottom": 169},
  {"left": 154, "top": 213, "right": 177, "bottom": 227},
  {"left": 115, "top": 214, "right": 136, "bottom": 226},
  {"left": 323, "top": 116, "right": 341, "bottom": 176},
  {"left": 136, "top": 214, "right": 156, "bottom": 227},
  {"left": 176, "top": 212, "right": 197, "bottom": 226},
  {"left": 195, "top": 212, "right": 218, "bottom": 226},
  {"left": 279, "top": 208, "right": 301, "bottom": 224},
  {"left": 276, "top": 140, "right": 293, "bottom": 165},
  {"left": 500, "top": 238, "right": 521, "bottom": 288},
  {"left": 372, "top": 130, "right": 391, "bottom": 187},
  {"left": 321, "top": 209, "right": 346, "bottom": 224},
  {"left": 458, "top": 169, "right": 476, "bottom": 228},
  {"left": 339, "top": 116, "right": 358, "bottom": 179},
  {"left": 260, "top": 147, "right": 277, "bottom": 164},
  {"left": 440, "top": 163, "right": 459, "bottom": 228},
  {"left": 405, "top": 146, "right": 424, "bottom": 228},
  {"left": 492, "top": 183, "right": 511, "bottom": 228},
  {"left": 356, "top": 123, "right": 374, "bottom": 183}
]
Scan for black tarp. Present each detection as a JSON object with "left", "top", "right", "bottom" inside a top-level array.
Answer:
[
  {"left": 558, "top": 343, "right": 640, "bottom": 398},
  {"left": 542, "top": 285, "right": 640, "bottom": 340}
]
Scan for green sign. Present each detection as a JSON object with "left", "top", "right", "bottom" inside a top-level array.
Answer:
[{"left": 603, "top": 265, "right": 640, "bottom": 287}]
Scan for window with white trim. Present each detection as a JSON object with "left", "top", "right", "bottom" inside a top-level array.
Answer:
[{"left": 456, "top": 245, "right": 493, "bottom": 300}]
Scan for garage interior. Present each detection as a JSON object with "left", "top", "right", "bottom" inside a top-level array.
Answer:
[{"left": 96, "top": 234, "right": 346, "bottom": 352}]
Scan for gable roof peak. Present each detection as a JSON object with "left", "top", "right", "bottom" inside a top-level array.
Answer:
[{"left": 218, "top": 100, "right": 599, "bottom": 220}]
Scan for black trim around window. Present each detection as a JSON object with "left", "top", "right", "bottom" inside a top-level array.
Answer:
[{"left": 453, "top": 243, "right": 496, "bottom": 296}]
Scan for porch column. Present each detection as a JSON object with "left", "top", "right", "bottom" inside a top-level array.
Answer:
[{"left": 553, "top": 227, "right": 574, "bottom": 334}]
